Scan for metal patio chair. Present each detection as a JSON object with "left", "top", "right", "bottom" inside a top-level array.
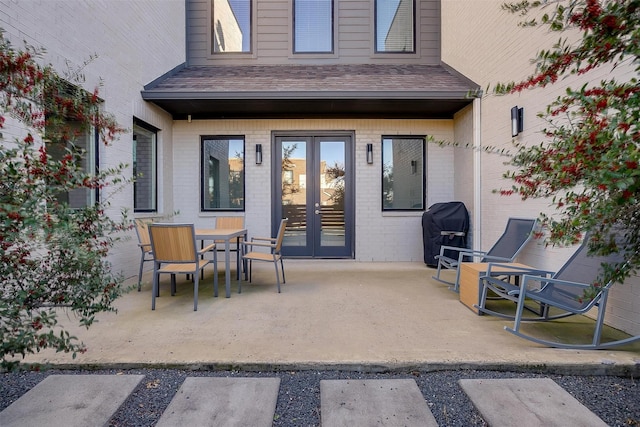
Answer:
[
  {"left": 148, "top": 223, "right": 217, "bottom": 311},
  {"left": 477, "top": 234, "right": 640, "bottom": 349},
  {"left": 432, "top": 217, "right": 537, "bottom": 292},
  {"left": 241, "top": 218, "right": 287, "bottom": 293}
]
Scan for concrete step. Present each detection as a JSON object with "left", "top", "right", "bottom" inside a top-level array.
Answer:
[
  {"left": 1, "top": 375, "right": 609, "bottom": 426},
  {"left": 459, "top": 378, "right": 608, "bottom": 427},
  {"left": 0, "top": 374, "right": 144, "bottom": 427},
  {"left": 156, "top": 377, "right": 280, "bottom": 427},
  {"left": 320, "top": 379, "right": 438, "bottom": 427}
]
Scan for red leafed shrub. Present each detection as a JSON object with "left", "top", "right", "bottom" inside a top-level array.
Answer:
[{"left": 1, "top": 30, "right": 130, "bottom": 371}]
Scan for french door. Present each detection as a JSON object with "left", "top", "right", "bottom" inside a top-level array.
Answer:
[{"left": 274, "top": 133, "right": 354, "bottom": 258}]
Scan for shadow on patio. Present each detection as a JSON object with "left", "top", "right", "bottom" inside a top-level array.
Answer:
[{"left": 21, "top": 260, "right": 640, "bottom": 374}]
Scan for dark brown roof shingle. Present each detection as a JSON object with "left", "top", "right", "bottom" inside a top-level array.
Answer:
[
  {"left": 144, "top": 64, "right": 476, "bottom": 95},
  {"left": 141, "top": 63, "right": 479, "bottom": 119}
]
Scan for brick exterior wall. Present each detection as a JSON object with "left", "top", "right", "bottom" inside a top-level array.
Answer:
[
  {"left": 442, "top": 0, "right": 640, "bottom": 336},
  {"left": 0, "top": 0, "right": 185, "bottom": 279},
  {"left": 172, "top": 119, "right": 455, "bottom": 262}
]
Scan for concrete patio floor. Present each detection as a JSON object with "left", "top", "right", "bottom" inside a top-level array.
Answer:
[{"left": 20, "top": 260, "right": 640, "bottom": 374}]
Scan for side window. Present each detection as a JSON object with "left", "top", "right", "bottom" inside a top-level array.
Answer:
[
  {"left": 45, "top": 80, "right": 98, "bottom": 209},
  {"left": 48, "top": 123, "right": 97, "bottom": 208},
  {"left": 133, "top": 120, "right": 158, "bottom": 212},
  {"left": 382, "top": 137, "right": 424, "bottom": 210},
  {"left": 211, "top": 0, "right": 252, "bottom": 53},
  {"left": 201, "top": 136, "right": 245, "bottom": 211},
  {"left": 375, "top": 0, "right": 415, "bottom": 53},
  {"left": 294, "top": 0, "right": 333, "bottom": 53}
]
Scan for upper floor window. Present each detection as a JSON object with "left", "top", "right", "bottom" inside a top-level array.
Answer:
[
  {"left": 294, "top": 0, "right": 333, "bottom": 53},
  {"left": 133, "top": 120, "right": 158, "bottom": 212},
  {"left": 375, "top": 0, "right": 415, "bottom": 53},
  {"left": 201, "top": 136, "right": 245, "bottom": 211},
  {"left": 382, "top": 136, "right": 424, "bottom": 210},
  {"left": 212, "top": 0, "right": 252, "bottom": 53}
]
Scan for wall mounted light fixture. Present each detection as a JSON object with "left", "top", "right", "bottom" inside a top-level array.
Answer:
[
  {"left": 256, "top": 144, "right": 263, "bottom": 165},
  {"left": 366, "top": 143, "right": 373, "bottom": 164},
  {"left": 511, "top": 106, "right": 524, "bottom": 137},
  {"left": 187, "top": 114, "right": 192, "bottom": 123}
]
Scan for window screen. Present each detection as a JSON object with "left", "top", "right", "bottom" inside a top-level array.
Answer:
[
  {"left": 382, "top": 137, "right": 424, "bottom": 210},
  {"left": 294, "top": 0, "right": 333, "bottom": 53},
  {"left": 375, "top": 0, "right": 415, "bottom": 53}
]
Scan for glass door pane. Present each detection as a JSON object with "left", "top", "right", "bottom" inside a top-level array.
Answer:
[
  {"left": 281, "top": 140, "right": 309, "bottom": 249},
  {"left": 317, "top": 140, "right": 345, "bottom": 248},
  {"left": 276, "top": 133, "right": 353, "bottom": 258}
]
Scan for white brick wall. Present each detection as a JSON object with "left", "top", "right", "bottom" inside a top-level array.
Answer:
[
  {"left": 1, "top": 0, "right": 185, "bottom": 280},
  {"left": 451, "top": 103, "right": 475, "bottom": 246},
  {"left": 171, "top": 119, "right": 455, "bottom": 262},
  {"left": 442, "top": 0, "right": 640, "bottom": 335}
]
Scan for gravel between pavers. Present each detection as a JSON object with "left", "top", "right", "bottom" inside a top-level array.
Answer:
[{"left": 1, "top": 369, "right": 639, "bottom": 426}]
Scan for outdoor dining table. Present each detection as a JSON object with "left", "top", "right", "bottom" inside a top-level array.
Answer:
[{"left": 195, "top": 228, "right": 247, "bottom": 298}]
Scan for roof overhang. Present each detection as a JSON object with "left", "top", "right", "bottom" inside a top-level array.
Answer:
[{"left": 141, "top": 63, "right": 480, "bottom": 120}]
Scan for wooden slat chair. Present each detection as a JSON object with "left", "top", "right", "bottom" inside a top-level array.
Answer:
[
  {"left": 215, "top": 216, "right": 244, "bottom": 263},
  {"left": 148, "top": 223, "right": 217, "bottom": 311},
  {"left": 197, "top": 216, "right": 245, "bottom": 280},
  {"left": 134, "top": 219, "right": 154, "bottom": 292},
  {"left": 241, "top": 218, "right": 287, "bottom": 293}
]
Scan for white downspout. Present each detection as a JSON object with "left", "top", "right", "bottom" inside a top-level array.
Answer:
[{"left": 473, "top": 97, "right": 482, "bottom": 252}]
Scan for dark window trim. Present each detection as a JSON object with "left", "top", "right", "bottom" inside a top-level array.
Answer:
[
  {"left": 132, "top": 118, "right": 159, "bottom": 213},
  {"left": 374, "top": 0, "right": 416, "bottom": 54},
  {"left": 133, "top": 118, "right": 160, "bottom": 133},
  {"left": 200, "top": 135, "right": 246, "bottom": 212},
  {"left": 211, "top": 0, "right": 253, "bottom": 55},
  {"left": 293, "top": 0, "right": 334, "bottom": 54},
  {"left": 380, "top": 135, "right": 426, "bottom": 211},
  {"left": 93, "top": 126, "right": 100, "bottom": 206}
]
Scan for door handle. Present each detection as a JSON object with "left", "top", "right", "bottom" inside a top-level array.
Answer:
[{"left": 315, "top": 210, "right": 320, "bottom": 215}]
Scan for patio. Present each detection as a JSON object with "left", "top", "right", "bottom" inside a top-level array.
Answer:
[{"left": 21, "top": 260, "right": 640, "bottom": 374}]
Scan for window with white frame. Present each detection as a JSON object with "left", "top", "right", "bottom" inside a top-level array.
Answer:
[
  {"left": 201, "top": 136, "right": 245, "bottom": 211},
  {"left": 294, "top": 0, "right": 333, "bottom": 53},
  {"left": 211, "top": 0, "right": 252, "bottom": 53},
  {"left": 375, "top": 0, "right": 415, "bottom": 53},
  {"left": 381, "top": 136, "right": 424, "bottom": 210},
  {"left": 133, "top": 120, "right": 157, "bottom": 212}
]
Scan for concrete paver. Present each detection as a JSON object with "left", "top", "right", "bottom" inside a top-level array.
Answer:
[
  {"left": 458, "top": 378, "right": 609, "bottom": 427},
  {"left": 0, "top": 374, "right": 144, "bottom": 427},
  {"left": 155, "top": 377, "right": 280, "bottom": 427},
  {"left": 320, "top": 379, "right": 439, "bottom": 427},
  {"left": 0, "top": 374, "right": 621, "bottom": 426}
]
